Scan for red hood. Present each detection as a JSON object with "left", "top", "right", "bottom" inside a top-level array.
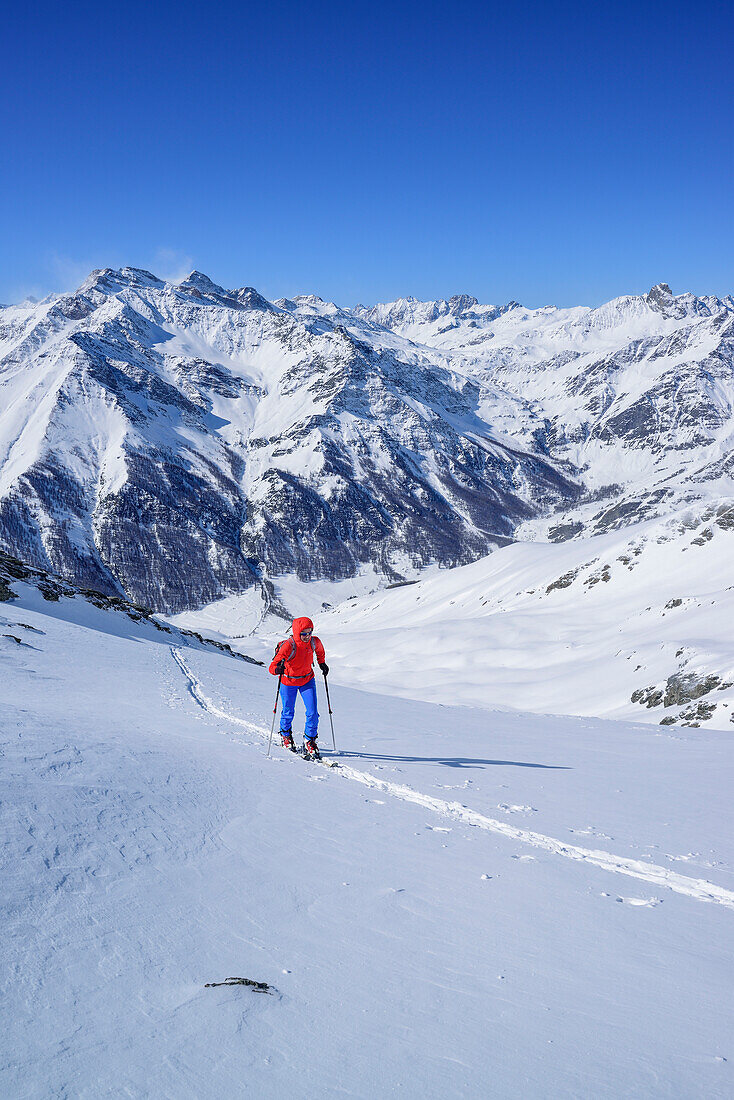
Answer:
[{"left": 291, "top": 616, "right": 314, "bottom": 642}]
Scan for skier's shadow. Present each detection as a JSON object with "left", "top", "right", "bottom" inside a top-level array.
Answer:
[{"left": 336, "top": 751, "right": 570, "bottom": 770}]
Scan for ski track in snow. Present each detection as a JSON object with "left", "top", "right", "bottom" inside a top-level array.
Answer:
[{"left": 171, "top": 647, "right": 734, "bottom": 912}]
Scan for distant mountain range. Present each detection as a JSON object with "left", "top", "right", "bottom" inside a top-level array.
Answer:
[{"left": 1, "top": 269, "right": 732, "bottom": 613}]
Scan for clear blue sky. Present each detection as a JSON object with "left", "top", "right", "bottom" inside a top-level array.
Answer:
[{"left": 2, "top": 0, "right": 732, "bottom": 306}]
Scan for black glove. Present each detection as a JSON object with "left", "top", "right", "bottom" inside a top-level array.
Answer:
[
  {"left": 319, "top": 662, "right": 329, "bottom": 676},
  {"left": 274, "top": 659, "right": 285, "bottom": 676}
]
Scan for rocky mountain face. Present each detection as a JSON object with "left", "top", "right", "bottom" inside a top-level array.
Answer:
[
  {"left": 1, "top": 270, "right": 732, "bottom": 615},
  {"left": 357, "top": 283, "right": 734, "bottom": 541},
  {"left": 0, "top": 268, "right": 578, "bottom": 613}
]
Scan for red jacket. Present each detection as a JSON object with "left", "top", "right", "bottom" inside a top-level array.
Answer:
[{"left": 269, "top": 616, "right": 326, "bottom": 686}]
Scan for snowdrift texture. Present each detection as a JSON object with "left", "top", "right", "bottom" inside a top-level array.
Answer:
[{"left": 1, "top": 574, "right": 733, "bottom": 1097}]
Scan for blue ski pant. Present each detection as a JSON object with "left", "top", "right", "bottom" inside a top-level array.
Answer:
[{"left": 279, "top": 678, "right": 319, "bottom": 739}]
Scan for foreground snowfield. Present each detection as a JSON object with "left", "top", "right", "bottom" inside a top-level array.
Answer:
[{"left": 2, "top": 586, "right": 734, "bottom": 1098}]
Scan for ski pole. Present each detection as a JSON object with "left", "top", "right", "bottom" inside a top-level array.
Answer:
[
  {"left": 323, "top": 672, "right": 336, "bottom": 752},
  {"left": 267, "top": 673, "right": 283, "bottom": 757}
]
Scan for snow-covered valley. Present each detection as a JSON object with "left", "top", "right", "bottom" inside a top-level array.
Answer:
[{"left": 2, "top": 575, "right": 733, "bottom": 1097}]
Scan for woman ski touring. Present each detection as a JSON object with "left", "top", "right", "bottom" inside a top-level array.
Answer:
[{"left": 269, "top": 616, "right": 329, "bottom": 758}]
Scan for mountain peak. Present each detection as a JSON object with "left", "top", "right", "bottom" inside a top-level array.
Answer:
[
  {"left": 179, "top": 270, "right": 225, "bottom": 292},
  {"left": 119, "top": 267, "right": 164, "bottom": 288},
  {"left": 175, "top": 272, "right": 273, "bottom": 312},
  {"left": 646, "top": 282, "right": 674, "bottom": 312},
  {"left": 76, "top": 267, "right": 164, "bottom": 297},
  {"left": 77, "top": 268, "right": 121, "bottom": 295},
  {"left": 642, "top": 282, "right": 731, "bottom": 320},
  {"left": 231, "top": 286, "right": 274, "bottom": 312},
  {"left": 447, "top": 294, "right": 479, "bottom": 315}
]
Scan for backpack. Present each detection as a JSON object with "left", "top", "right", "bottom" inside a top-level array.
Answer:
[{"left": 273, "top": 635, "right": 316, "bottom": 662}]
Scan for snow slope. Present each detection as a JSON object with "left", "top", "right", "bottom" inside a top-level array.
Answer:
[
  {"left": 172, "top": 502, "right": 734, "bottom": 731},
  {"left": 317, "top": 504, "right": 734, "bottom": 730},
  {"left": 2, "top": 582, "right": 733, "bottom": 1097}
]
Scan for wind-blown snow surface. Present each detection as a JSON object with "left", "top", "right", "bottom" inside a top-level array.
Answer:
[{"left": 2, "top": 587, "right": 733, "bottom": 1097}]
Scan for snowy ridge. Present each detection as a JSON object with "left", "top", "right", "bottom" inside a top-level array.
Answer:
[
  {"left": 356, "top": 282, "right": 734, "bottom": 542},
  {"left": 2, "top": 269, "right": 734, "bottom": 619},
  {"left": 171, "top": 647, "right": 734, "bottom": 909}
]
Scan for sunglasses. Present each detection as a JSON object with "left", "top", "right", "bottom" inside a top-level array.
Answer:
[{"left": 300, "top": 629, "right": 313, "bottom": 638}]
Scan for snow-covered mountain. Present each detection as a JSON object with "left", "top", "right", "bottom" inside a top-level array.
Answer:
[
  {"left": 1, "top": 269, "right": 733, "bottom": 617},
  {"left": 355, "top": 284, "right": 734, "bottom": 541},
  {"left": 0, "top": 269, "right": 576, "bottom": 613}
]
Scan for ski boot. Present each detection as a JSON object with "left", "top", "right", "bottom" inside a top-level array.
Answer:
[
  {"left": 303, "top": 737, "right": 320, "bottom": 760},
  {"left": 281, "top": 730, "right": 296, "bottom": 752}
]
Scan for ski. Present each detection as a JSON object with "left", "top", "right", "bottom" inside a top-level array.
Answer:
[
  {"left": 273, "top": 736, "right": 339, "bottom": 767},
  {"left": 299, "top": 746, "right": 339, "bottom": 768}
]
